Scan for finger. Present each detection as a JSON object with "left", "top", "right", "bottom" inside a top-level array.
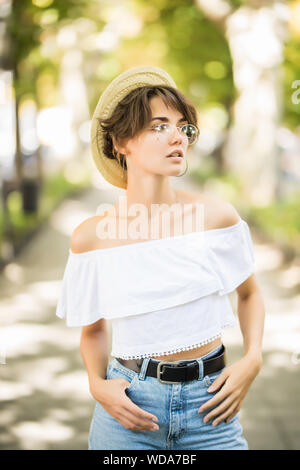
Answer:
[
  {"left": 207, "top": 371, "right": 228, "bottom": 393},
  {"left": 123, "top": 395, "right": 159, "bottom": 423},
  {"left": 226, "top": 404, "right": 241, "bottom": 423},
  {"left": 225, "top": 411, "right": 238, "bottom": 424},
  {"left": 116, "top": 408, "right": 157, "bottom": 431},
  {"left": 198, "top": 387, "right": 229, "bottom": 413},
  {"left": 125, "top": 395, "right": 158, "bottom": 422},
  {"left": 118, "top": 408, "right": 159, "bottom": 431},
  {"left": 202, "top": 395, "right": 235, "bottom": 423},
  {"left": 211, "top": 402, "right": 240, "bottom": 427},
  {"left": 119, "top": 414, "right": 144, "bottom": 431}
]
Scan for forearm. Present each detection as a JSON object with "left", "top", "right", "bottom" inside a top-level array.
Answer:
[
  {"left": 80, "top": 330, "right": 110, "bottom": 386},
  {"left": 198, "top": 287, "right": 265, "bottom": 424},
  {"left": 237, "top": 290, "right": 265, "bottom": 364}
]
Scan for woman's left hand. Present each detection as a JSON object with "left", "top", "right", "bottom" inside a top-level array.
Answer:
[{"left": 198, "top": 354, "right": 262, "bottom": 426}]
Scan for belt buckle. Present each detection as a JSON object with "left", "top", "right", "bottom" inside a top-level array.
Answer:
[{"left": 157, "top": 360, "right": 182, "bottom": 384}]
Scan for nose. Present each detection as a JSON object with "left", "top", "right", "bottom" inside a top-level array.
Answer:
[{"left": 168, "top": 125, "right": 184, "bottom": 144}]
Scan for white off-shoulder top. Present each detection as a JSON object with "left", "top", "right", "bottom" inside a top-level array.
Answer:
[{"left": 55, "top": 217, "right": 255, "bottom": 359}]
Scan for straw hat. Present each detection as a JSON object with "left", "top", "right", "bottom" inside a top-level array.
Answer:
[{"left": 90, "top": 65, "right": 177, "bottom": 189}]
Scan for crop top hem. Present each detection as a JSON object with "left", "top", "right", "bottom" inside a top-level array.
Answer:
[{"left": 111, "top": 321, "right": 236, "bottom": 359}]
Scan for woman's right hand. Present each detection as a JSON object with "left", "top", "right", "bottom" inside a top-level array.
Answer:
[{"left": 90, "top": 377, "right": 160, "bottom": 432}]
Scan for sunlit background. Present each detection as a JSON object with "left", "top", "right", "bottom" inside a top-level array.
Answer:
[{"left": 0, "top": 0, "right": 300, "bottom": 450}]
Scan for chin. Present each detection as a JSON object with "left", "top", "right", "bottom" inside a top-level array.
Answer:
[
  {"left": 156, "top": 165, "right": 184, "bottom": 177},
  {"left": 170, "top": 168, "right": 183, "bottom": 177}
]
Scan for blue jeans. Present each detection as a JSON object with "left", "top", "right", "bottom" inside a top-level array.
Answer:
[{"left": 88, "top": 344, "right": 248, "bottom": 450}]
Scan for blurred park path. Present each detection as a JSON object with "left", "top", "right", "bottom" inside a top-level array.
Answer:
[{"left": 0, "top": 175, "right": 299, "bottom": 450}]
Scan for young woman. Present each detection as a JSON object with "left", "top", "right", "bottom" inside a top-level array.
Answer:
[{"left": 56, "top": 66, "right": 265, "bottom": 450}]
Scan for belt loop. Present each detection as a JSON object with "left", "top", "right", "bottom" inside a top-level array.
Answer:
[
  {"left": 139, "top": 357, "right": 151, "bottom": 381},
  {"left": 195, "top": 358, "right": 204, "bottom": 380}
]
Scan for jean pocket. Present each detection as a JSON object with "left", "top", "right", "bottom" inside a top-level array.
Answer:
[
  {"left": 106, "top": 365, "right": 139, "bottom": 393},
  {"left": 124, "top": 373, "right": 139, "bottom": 394}
]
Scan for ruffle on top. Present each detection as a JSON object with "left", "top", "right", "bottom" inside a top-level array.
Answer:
[{"left": 55, "top": 217, "right": 255, "bottom": 327}]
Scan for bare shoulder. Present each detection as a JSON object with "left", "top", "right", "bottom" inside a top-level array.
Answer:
[
  {"left": 70, "top": 214, "right": 107, "bottom": 254},
  {"left": 179, "top": 189, "right": 240, "bottom": 230}
]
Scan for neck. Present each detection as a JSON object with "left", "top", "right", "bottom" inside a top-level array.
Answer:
[{"left": 125, "top": 179, "right": 179, "bottom": 212}]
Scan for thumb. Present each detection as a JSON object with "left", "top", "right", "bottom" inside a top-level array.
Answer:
[
  {"left": 121, "top": 378, "right": 130, "bottom": 389},
  {"left": 113, "top": 378, "right": 131, "bottom": 390}
]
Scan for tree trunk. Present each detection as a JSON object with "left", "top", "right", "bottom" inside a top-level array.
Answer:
[
  {"left": 13, "top": 64, "right": 23, "bottom": 187},
  {"left": 195, "top": 0, "right": 289, "bottom": 205},
  {"left": 223, "top": 3, "right": 288, "bottom": 205}
]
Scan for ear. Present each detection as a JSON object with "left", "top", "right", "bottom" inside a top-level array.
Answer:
[{"left": 111, "top": 135, "right": 127, "bottom": 156}]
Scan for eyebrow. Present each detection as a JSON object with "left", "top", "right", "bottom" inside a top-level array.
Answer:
[{"left": 150, "top": 116, "right": 187, "bottom": 123}]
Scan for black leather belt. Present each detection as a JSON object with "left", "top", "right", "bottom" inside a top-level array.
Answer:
[{"left": 116, "top": 344, "right": 226, "bottom": 384}]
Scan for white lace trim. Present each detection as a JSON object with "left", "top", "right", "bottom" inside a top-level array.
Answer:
[{"left": 112, "top": 332, "right": 225, "bottom": 360}]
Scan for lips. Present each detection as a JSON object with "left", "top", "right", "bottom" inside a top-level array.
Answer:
[{"left": 166, "top": 149, "right": 183, "bottom": 158}]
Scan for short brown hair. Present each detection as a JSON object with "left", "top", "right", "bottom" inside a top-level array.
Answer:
[{"left": 97, "top": 85, "right": 199, "bottom": 171}]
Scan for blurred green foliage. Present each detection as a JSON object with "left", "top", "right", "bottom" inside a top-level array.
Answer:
[
  {"left": 283, "top": 36, "right": 300, "bottom": 129},
  {"left": 3, "top": 0, "right": 300, "bottom": 262},
  {"left": 7, "top": 0, "right": 103, "bottom": 101},
  {"left": 191, "top": 165, "right": 242, "bottom": 194},
  {"left": 0, "top": 171, "right": 90, "bottom": 261},
  {"left": 113, "top": 0, "right": 234, "bottom": 114},
  {"left": 9, "top": 0, "right": 300, "bottom": 133},
  {"left": 191, "top": 166, "right": 300, "bottom": 252},
  {"left": 247, "top": 194, "right": 300, "bottom": 250}
]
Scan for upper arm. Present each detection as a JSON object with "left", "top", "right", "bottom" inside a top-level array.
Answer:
[
  {"left": 216, "top": 198, "right": 258, "bottom": 297},
  {"left": 71, "top": 217, "right": 108, "bottom": 334},
  {"left": 236, "top": 273, "right": 260, "bottom": 299},
  {"left": 218, "top": 199, "right": 259, "bottom": 297},
  {"left": 81, "top": 318, "right": 107, "bottom": 335},
  {"left": 201, "top": 193, "right": 259, "bottom": 298}
]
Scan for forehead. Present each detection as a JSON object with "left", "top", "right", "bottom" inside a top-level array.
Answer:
[{"left": 149, "top": 96, "right": 184, "bottom": 120}]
